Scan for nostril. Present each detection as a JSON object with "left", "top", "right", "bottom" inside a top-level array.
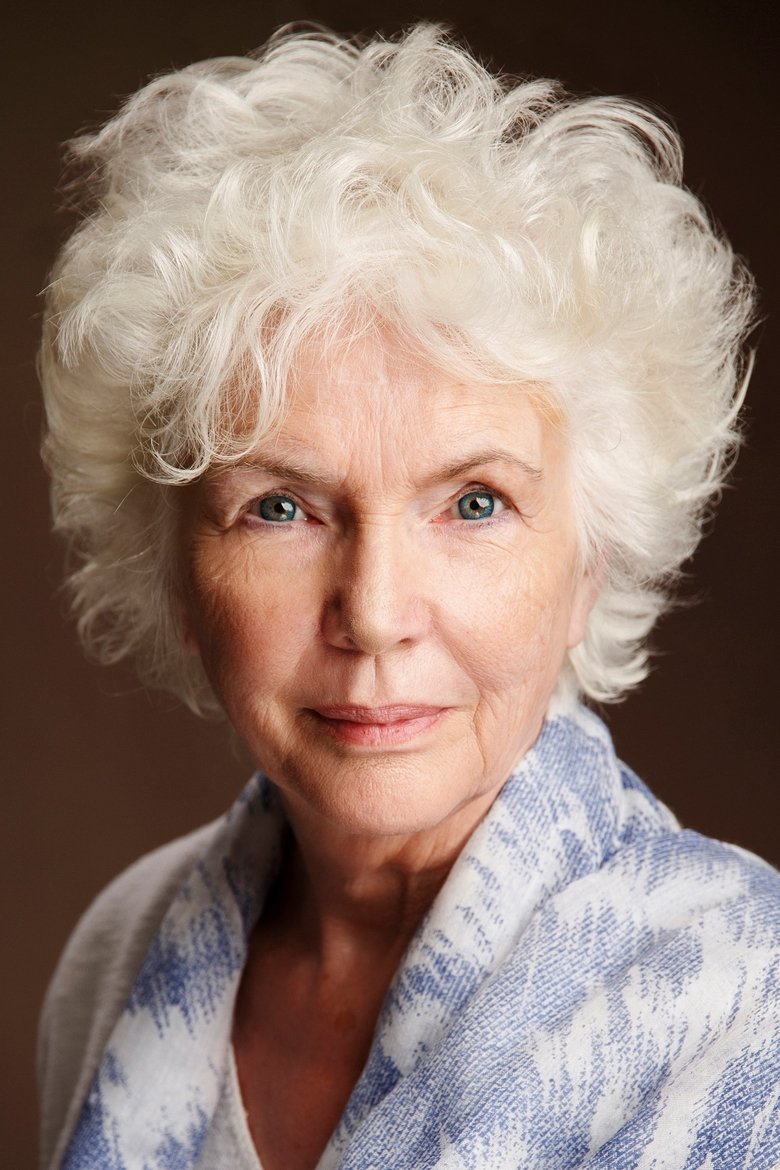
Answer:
[{"left": 322, "top": 578, "right": 428, "bottom": 655}]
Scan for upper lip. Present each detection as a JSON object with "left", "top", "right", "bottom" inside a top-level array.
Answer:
[{"left": 311, "top": 704, "right": 445, "bottom": 723}]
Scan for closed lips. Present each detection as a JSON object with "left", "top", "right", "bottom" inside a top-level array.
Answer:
[{"left": 312, "top": 705, "right": 445, "bottom": 722}]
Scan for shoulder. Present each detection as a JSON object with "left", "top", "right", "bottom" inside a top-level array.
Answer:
[
  {"left": 38, "top": 818, "right": 221, "bottom": 1170},
  {"left": 610, "top": 822, "right": 780, "bottom": 935},
  {"left": 635, "top": 835, "right": 780, "bottom": 1158},
  {"left": 586, "top": 819, "right": 780, "bottom": 992},
  {"left": 596, "top": 829, "right": 780, "bottom": 1151},
  {"left": 494, "top": 826, "right": 780, "bottom": 1160}
]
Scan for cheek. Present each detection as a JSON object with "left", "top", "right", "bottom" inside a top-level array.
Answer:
[
  {"left": 187, "top": 546, "right": 314, "bottom": 699},
  {"left": 445, "top": 550, "right": 574, "bottom": 695}
]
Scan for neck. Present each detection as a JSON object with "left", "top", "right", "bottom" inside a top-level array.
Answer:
[{"left": 270, "top": 789, "right": 496, "bottom": 967}]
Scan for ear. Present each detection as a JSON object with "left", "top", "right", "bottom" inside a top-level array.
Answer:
[
  {"left": 566, "top": 565, "right": 602, "bottom": 650},
  {"left": 178, "top": 602, "right": 201, "bottom": 657}
]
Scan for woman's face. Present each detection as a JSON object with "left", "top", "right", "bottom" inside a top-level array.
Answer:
[{"left": 185, "top": 334, "right": 597, "bottom": 840}]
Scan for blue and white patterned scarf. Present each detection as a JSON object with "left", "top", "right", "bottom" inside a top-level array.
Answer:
[{"left": 62, "top": 703, "right": 780, "bottom": 1169}]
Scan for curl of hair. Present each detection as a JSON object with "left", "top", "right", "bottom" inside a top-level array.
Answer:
[{"left": 40, "top": 24, "right": 755, "bottom": 714}]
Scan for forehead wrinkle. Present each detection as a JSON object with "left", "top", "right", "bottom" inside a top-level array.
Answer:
[
  {"left": 224, "top": 443, "right": 544, "bottom": 501},
  {"left": 223, "top": 454, "right": 338, "bottom": 487},
  {"left": 257, "top": 344, "right": 554, "bottom": 500},
  {"left": 423, "top": 450, "right": 543, "bottom": 488}
]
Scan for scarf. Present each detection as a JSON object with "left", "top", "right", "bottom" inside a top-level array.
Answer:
[{"left": 60, "top": 703, "right": 780, "bottom": 1170}]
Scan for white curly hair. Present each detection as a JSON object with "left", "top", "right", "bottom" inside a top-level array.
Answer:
[{"left": 39, "top": 23, "right": 755, "bottom": 714}]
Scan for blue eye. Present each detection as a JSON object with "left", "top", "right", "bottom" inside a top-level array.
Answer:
[
  {"left": 457, "top": 491, "right": 496, "bottom": 520},
  {"left": 256, "top": 495, "right": 300, "bottom": 522}
]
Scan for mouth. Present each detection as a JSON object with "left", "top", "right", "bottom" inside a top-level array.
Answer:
[{"left": 307, "top": 704, "right": 448, "bottom": 747}]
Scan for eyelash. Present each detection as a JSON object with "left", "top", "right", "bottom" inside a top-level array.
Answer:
[
  {"left": 451, "top": 488, "right": 507, "bottom": 524},
  {"left": 244, "top": 491, "right": 310, "bottom": 527},
  {"left": 242, "top": 485, "right": 511, "bottom": 528}
]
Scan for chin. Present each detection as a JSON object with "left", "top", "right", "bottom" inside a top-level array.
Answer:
[{"left": 276, "top": 753, "right": 480, "bottom": 841}]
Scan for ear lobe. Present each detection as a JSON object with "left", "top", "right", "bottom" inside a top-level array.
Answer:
[
  {"left": 566, "top": 567, "right": 602, "bottom": 650},
  {"left": 179, "top": 606, "right": 201, "bottom": 657}
]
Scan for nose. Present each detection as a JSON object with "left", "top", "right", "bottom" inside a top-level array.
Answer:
[{"left": 322, "top": 521, "right": 431, "bottom": 655}]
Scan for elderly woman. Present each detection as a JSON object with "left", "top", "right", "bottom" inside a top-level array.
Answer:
[{"left": 38, "top": 24, "right": 779, "bottom": 1170}]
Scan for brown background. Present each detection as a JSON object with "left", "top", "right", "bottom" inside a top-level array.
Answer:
[{"left": 2, "top": 1, "right": 777, "bottom": 1165}]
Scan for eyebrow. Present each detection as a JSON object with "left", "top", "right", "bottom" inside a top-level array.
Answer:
[
  {"left": 225, "top": 448, "right": 543, "bottom": 489},
  {"left": 227, "top": 456, "right": 334, "bottom": 486},
  {"left": 425, "top": 450, "right": 544, "bottom": 487}
]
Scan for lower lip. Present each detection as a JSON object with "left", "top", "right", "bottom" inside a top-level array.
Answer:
[{"left": 308, "top": 709, "right": 447, "bottom": 747}]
